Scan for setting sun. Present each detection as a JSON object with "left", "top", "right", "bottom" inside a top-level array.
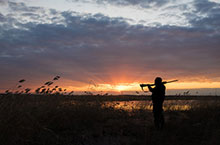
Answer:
[{"left": 115, "top": 85, "right": 129, "bottom": 92}]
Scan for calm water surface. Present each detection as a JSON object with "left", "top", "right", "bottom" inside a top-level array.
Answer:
[{"left": 102, "top": 99, "right": 220, "bottom": 111}]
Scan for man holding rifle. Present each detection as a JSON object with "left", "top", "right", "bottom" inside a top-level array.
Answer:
[{"left": 140, "top": 77, "right": 178, "bottom": 130}]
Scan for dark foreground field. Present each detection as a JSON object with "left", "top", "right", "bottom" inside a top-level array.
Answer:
[{"left": 0, "top": 94, "right": 220, "bottom": 145}]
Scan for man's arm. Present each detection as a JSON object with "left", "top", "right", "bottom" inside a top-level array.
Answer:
[
  {"left": 140, "top": 83, "right": 155, "bottom": 87},
  {"left": 140, "top": 84, "right": 154, "bottom": 92},
  {"left": 147, "top": 85, "right": 154, "bottom": 92}
]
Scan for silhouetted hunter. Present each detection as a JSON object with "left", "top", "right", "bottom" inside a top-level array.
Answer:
[{"left": 140, "top": 77, "right": 177, "bottom": 129}]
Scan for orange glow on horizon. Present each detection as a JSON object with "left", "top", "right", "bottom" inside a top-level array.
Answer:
[
  {"left": 115, "top": 85, "right": 129, "bottom": 92},
  {"left": 64, "top": 81, "right": 220, "bottom": 92},
  {"left": 115, "top": 84, "right": 134, "bottom": 92},
  {"left": 1, "top": 78, "right": 220, "bottom": 93}
]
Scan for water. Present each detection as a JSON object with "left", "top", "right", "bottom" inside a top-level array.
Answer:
[{"left": 102, "top": 99, "right": 220, "bottom": 111}]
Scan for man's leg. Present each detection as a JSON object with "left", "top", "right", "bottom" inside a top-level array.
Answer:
[
  {"left": 158, "top": 102, "right": 164, "bottom": 129},
  {"left": 153, "top": 103, "right": 160, "bottom": 129},
  {"left": 159, "top": 111, "right": 164, "bottom": 129}
]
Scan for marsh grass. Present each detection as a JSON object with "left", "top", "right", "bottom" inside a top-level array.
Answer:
[{"left": 0, "top": 94, "right": 220, "bottom": 145}]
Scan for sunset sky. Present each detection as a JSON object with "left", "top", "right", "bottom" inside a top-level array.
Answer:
[{"left": 0, "top": 0, "right": 220, "bottom": 94}]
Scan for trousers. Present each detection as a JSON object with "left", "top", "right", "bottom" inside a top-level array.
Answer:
[{"left": 153, "top": 101, "right": 164, "bottom": 129}]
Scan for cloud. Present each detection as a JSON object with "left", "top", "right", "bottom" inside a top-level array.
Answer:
[
  {"left": 0, "top": 1, "right": 220, "bottom": 90},
  {"left": 188, "top": 0, "right": 220, "bottom": 30},
  {"left": 67, "top": 0, "right": 173, "bottom": 8},
  {"left": 64, "top": 0, "right": 198, "bottom": 27},
  {"left": 0, "top": 0, "right": 8, "bottom": 5}
]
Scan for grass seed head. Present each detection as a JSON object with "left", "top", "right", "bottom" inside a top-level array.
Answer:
[
  {"left": 53, "top": 76, "right": 60, "bottom": 80},
  {"left": 25, "top": 88, "right": 31, "bottom": 93},
  {"left": 18, "top": 79, "right": 25, "bottom": 83},
  {"left": 17, "top": 85, "right": 22, "bottom": 88}
]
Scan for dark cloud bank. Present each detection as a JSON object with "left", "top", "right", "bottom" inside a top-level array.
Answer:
[{"left": 0, "top": 0, "right": 220, "bottom": 89}]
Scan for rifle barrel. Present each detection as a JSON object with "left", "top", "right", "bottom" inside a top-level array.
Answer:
[
  {"left": 140, "top": 80, "right": 178, "bottom": 87},
  {"left": 164, "top": 80, "right": 178, "bottom": 84}
]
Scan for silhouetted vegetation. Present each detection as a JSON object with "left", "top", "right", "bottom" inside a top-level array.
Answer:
[
  {"left": 0, "top": 94, "right": 220, "bottom": 145},
  {"left": 5, "top": 76, "right": 70, "bottom": 95}
]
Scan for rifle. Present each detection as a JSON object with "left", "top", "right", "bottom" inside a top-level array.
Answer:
[{"left": 140, "top": 80, "right": 178, "bottom": 92}]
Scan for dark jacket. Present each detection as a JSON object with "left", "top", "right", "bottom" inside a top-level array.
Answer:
[{"left": 148, "top": 84, "right": 166, "bottom": 103}]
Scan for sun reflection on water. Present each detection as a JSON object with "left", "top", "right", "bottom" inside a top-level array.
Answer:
[{"left": 102, "top": 100, "right": 195, "bottom": 111}]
